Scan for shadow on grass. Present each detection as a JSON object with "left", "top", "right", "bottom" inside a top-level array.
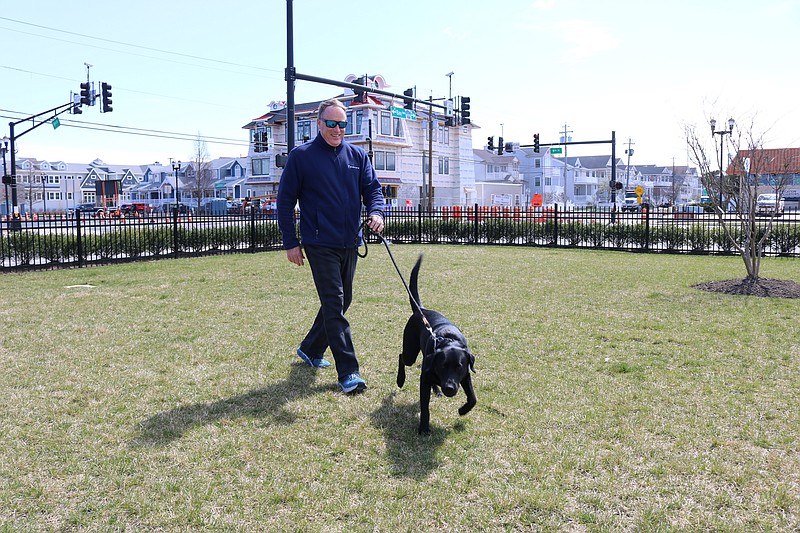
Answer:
[
  {"left": 132, "top": 363, "right": 331, "bottom": 447},
  {"left": 369, "top": 392, "right": 448, "bottom": 479}
]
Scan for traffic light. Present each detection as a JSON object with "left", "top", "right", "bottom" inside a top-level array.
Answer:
[
  {"left": 460, "top": 96, "right": 471, "bottom": 125},
  {"left": 504, "top": 141, "right": 514, "bottom": 153},
  {"left": 487, "top": 136, "right": 494, "bottom": 151},
  {"left": 533, "top": 133, "right": 540, "bottom": 153},
  {"left": 80, "top": 83, "right": 91, "bottom": 106},
  {"left": 403, "top": 88, "right": 414, "bottom": 110},
  {"left": 498, "top": 136, "right": 504, "bottom": 155},
  {"left": 100, "top": 82, "right": 113, "bottom": 113}
]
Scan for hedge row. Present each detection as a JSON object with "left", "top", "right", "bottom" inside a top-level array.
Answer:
[
  {"left": 1, "top": 223, "right": 283, "bottom": 266},
  {"left": 382, "top": 219, "right": 800, "bottom": 255},
  {"left": 2, "top": 218, "right": 799, "bottom": 268}
]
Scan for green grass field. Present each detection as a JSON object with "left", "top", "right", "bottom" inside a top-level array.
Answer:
[{"left": 1, "top": 246, "right": 798, "bottom": 531}]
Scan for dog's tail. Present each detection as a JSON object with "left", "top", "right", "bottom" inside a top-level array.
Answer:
[{"left": 409, "top": 254, "right": 425, "bottom": 314}]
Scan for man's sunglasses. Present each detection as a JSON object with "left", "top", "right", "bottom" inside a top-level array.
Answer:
[{"left": 322, "top": 119, "right": 348, "bottom": 129}]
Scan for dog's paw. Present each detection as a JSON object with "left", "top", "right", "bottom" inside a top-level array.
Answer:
[{"left": 458, "top": 402, "right": 476, "bottom": 416}]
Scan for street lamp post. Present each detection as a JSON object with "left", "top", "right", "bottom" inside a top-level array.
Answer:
[
  {"left": 1, "top": 136, "right": 9, "bottom": 219},
  {"left": 445, "top": 71, "right": 454, "bottom": 100},
  {"left": 711, "top": 118, "right": 735, "bottom": 209}
]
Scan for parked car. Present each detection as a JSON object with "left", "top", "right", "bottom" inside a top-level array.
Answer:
[
  {"left": 673, "top": 204, "right": 705, "bottom": 220},
  {"left": 159, "top": 202, "right": 195, "bottom": 215},
  {"left": 119, "top": 202, "right": 154, "bottom": 215},
  {"left": 66, "top": 203, "right": 105, "bottom": 216},
  {"left": 756, "top": 194, "right": 785, "bottom": 216}
]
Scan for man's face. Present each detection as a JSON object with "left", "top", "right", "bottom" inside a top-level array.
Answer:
[{"left": 317, "top": 106, "right": 347, "bottom": 148}]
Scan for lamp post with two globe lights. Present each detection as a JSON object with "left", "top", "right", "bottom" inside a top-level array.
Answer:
[{"left": 710, "top": 118, "right": 735, "bottom": 209}]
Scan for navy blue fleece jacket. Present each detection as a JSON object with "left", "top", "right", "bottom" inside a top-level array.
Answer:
[{"left": 277, "top": 134, "right": 385, "bottom": 250}]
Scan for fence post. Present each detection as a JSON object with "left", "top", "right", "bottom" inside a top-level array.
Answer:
[
  {"left": 473, "top": 203, "right": 479, "bottom": 244},
  {"left": 249, "top": 205, "right": 256, "bottom": 252},
  {"left": 173, "top": 208, "right": 179, "bottom": 258},
  {"left": 553, "top": 204, "right": 559, "bottom": 245},
  {"left": 644, "top": 206, "right": 650, "bottom": 250},
  {"left": 417, "top": 204, "right": 422, "bottom": 243},
  {"left": 76, "top": 213, "right": 83, "bottom": 268}
]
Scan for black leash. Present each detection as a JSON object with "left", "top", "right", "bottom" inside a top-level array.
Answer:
[{"left": 358, "top": 220, "right": 436, "bottom": 341}]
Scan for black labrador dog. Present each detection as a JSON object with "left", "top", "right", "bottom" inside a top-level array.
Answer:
[{"left": 396, "top": 255, "right": 476, "bottom": 434}]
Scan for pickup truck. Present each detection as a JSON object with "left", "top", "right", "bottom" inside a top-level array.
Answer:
[
  {"left": 621, "top": 191, "right": 640, "bottom": 212},
  {"left": 756, "top": 194, "right": 785, "bottom": 216}
]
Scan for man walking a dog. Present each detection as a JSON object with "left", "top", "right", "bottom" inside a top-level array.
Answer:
[{"left": 277, "top": 98, "right": 385, "bottom": 394}]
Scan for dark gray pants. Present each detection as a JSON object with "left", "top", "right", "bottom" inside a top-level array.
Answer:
[{"left": 300, "top": 245, "right": 359, "bottom": 379}]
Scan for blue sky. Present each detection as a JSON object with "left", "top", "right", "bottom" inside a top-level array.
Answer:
[{"left": 2, "top": 0, "right": 799, "bottom": 168}]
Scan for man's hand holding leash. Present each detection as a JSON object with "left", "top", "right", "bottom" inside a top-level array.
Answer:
[
  {"left": 366, "top": 213, "right": 384, "bottom": 235},
  {"left": 286, "top": 214, "right": 383, "bottom": 267}
]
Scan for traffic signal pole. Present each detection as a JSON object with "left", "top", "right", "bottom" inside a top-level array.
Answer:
[
  {"left": 519, "top": 131, "right": 618, "bottom": 221},
  {"left": 7, "top": 100, "right": 79, "bottom": 224}
]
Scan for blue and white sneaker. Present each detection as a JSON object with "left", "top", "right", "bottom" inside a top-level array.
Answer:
[
  {"left": 297, "top": 348, "right": 331, "bottom": 368},
  {"left": 339, "top": 372, "right": 367, "bottom": 394}
]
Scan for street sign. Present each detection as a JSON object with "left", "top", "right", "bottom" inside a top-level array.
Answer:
[
  {"left": 635, "top": 185, "right": 644, "bottom": 196},
  {"left": 391, "top": 106, "right": 417, "bottom": 121},
  {"left": 550, "top": 147, "right": 563, "bottom": 154},
  {"left": 52, "top": 118, "right": 61, "bottom": 130}
]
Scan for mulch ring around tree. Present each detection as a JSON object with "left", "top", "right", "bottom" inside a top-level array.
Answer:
[{"left": 693, "top": 278, "right": 800, "bottom": 299}]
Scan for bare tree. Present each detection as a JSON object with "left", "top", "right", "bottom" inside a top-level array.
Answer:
[
  {"left": 188, "top": 135, "right": 215, "bottom": 209},
  {"left": 686, "top": 118, "right": 792, "bottom": 279}
]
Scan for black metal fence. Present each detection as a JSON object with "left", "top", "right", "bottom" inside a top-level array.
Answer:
[{"left": 2, "top": 205, "right": 799, "bottom": 271}]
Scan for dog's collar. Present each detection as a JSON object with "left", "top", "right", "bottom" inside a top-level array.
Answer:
[{"left": 425, "top": 334, "right": 447, "bottom": 354}]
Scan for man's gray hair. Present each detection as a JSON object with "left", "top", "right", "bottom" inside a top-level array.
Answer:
[{"left": 317, "top": 98, "right": 347, "bottom": 117}]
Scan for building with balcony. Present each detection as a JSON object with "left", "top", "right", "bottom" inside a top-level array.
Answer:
[{"left": 241, "top": 74, "right": 476, "bottom": 209}]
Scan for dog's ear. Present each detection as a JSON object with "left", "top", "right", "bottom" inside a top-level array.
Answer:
[{"left": 467, "top": 351, "right": 476, "bottom": 373}]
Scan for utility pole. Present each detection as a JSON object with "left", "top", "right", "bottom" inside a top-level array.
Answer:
[
  {"left": 427, "top": 96, "right": 434, "bottom": 210},
  {"left": 560, "top": 123, "right": 572, "bottom": 207},
  {"left": 624, "top": 137, "right": 635, "bottom": 189}
]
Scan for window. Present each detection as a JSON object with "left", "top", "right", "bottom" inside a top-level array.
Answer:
[
  {"left": 393, "top": 117, "right": 402, "bottom": 137},
  {"left": 47, "top": 191, "right": 62, "bottom": 201},
  {"left": 374, "top": 151, "right": 396, "bottom": 171},
  {"left": 252, "top": 158, "right": 270, "bottom": 176},
  {"left": 345, "top": 110, "right": 363, "bottom": 135},
  {"left": 438, "top": 157, "right": 449, "bottom": 175},
  {"left": 535, "top": 158, "right": 541, "bottom": 168},
  {"left": 297, "top": 120, "right": 312, "bottom": 142},
  {"left": 438, "top": 126, "right": 449, "bottom": 145},
  {"left": 380, "top": 111, "right": 391, "bottom": 136},
  {"left": 382, "top": 185, "right": 398, "bottom": 201}
]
